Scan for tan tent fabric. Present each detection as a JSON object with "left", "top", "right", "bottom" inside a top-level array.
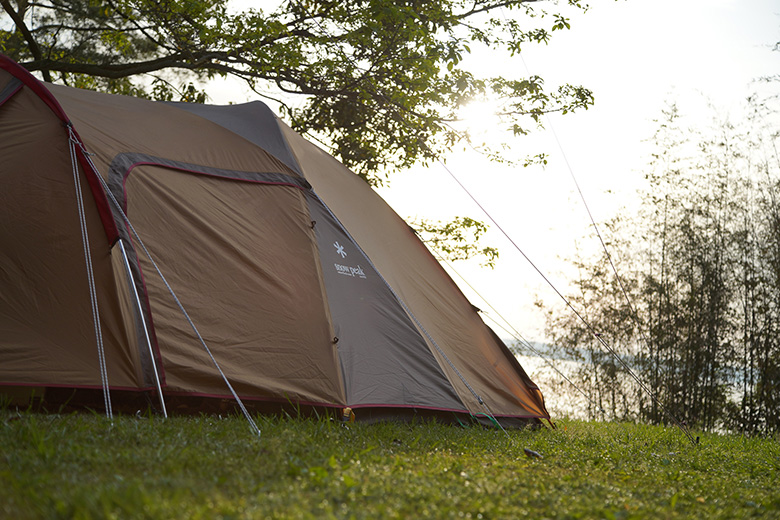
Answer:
[
  {"left": 0, "top": 53, "right": 549, "bottom": 425},
  {"left": 122, "top": 165, "right": 343, "bottom": 404},
  {"left": 0, "top": 74, "right": 141, "bottom": 390}
]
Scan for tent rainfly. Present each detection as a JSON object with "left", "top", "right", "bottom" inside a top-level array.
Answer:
[{"left": 0, "top": 54, "right": 550, "bottom": 427}]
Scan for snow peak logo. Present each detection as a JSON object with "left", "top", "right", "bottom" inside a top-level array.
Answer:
[
  {"left": 334, "top": 263, "right": 366, "bottom": 279},
  {"left": 332, "top": 241, "right": 366, "bottom": 279}
]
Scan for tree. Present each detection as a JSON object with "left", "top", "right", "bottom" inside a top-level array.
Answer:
[{"left": 0, "top": 0, "right": 593, "bottom": 185}]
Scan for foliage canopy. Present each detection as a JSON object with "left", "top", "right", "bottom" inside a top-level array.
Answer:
[{"left": 0, "top": 0, "right": 594, "bottom": 184}]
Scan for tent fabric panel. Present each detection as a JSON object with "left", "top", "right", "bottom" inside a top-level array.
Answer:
[
  {"left": 123, "top": 165, "right": 345, "bottom": 405},
  {"left": 389, "top": 253, "right": 548, "bottom": 417},
  {"left": 307, "top": 193, "right": 464, "bottom": 410},
  {"left": 165, "top": 101, "right": 304, "bottom": 176},
  {"left": 47, "top": 83, "right": 301, "bottom": 191},
  {"left": 279, "top": 122, "right": 550, "bottom": 420},
  {"left": 105, "top": 155, "right": 315, "bottom": 384},
  {"left": 0, "top": 82, "right": 142, "bottom": 389}
]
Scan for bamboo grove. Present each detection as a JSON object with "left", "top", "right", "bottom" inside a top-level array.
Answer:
[{"left": 544, "top": 95, "right": 780, "bottom": 436}]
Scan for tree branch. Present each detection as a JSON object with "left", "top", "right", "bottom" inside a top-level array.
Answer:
[
  {"left": 32, "top": 23, "right": 155, "bottom": 34},
  {"left": 1, "top": 0, "right": 52, "bottom": 81},
  {"left": 455, "top": 0, "right": 537, "bottom": 20},
  {"left": 21, "top": 54, "right": 198, "bottom": 78}
]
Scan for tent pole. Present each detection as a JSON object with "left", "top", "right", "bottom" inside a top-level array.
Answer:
[
  {"left": 68, "top": 127, "right": 112, "bottom": 421},
  {"left": 119, "top": 239, "right": 168, "bottom": 418}
]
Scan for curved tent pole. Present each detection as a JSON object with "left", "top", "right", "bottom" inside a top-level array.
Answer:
[{"left": 118, "top": 239, "right": 168, "bottom": 418}]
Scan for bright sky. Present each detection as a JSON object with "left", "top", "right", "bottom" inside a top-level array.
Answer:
[{"left": 371, "top": 0, "right": 779, "bottom": 343}]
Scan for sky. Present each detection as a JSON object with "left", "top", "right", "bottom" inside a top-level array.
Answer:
[{"left": 368, "top": 0, "right": 780, "bottom": 343}]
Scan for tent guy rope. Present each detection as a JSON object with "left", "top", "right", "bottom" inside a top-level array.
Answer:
[
  {"left": 312, "top": 192, "right": 502, "bottom": 423},
  {"left": 513, "top": 47, "right": 697, "bottom": 445},
  {"left": 429, "top": 246, "right": 604, "bottom": 417}
]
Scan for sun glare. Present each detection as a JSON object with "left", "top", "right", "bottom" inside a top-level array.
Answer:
[{"left": 457, "top": 99, "right": 502, "bottom": 139}]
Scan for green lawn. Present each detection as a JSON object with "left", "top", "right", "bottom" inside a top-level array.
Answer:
[{"left": 1, "top": 409, "right": 778, "bottom": 519}]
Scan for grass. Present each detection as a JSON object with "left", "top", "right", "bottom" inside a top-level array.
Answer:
[{"left": 1, "top": 409, "right": 778, "bottom": 519}]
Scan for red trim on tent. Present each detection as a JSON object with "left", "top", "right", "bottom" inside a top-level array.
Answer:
[
  {"left": 348, "top": 402, "right": 546, "bottom": 419},
  {"left": 161, "top": 392, "right": 546, "bottom": 419},
  {"left": 162, "top": 390, "right": 343, "bottom": 408},
  {"left": 0, "top": 381, "right": 157, "bottom": 392},
  {"left": 1, "top": 382, "right": 548, "bottom": 420},
  {"left": 348, "top": 402, "right": 469, "bottom": 413},
  {"left": 0, "top": 54, "right": 119, "bottom": 243}
]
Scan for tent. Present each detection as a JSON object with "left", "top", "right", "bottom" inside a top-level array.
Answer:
[{"left": 0, "top": 54, "right": 550, "bottom": 427}]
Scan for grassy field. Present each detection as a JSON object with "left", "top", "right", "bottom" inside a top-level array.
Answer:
[{"left": 1, "top": 409, "right": 778, "bottom": 519}]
